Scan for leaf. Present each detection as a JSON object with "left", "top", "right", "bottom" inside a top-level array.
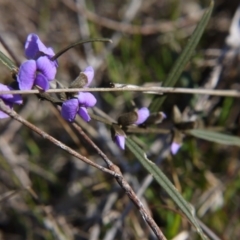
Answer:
[
  {"left": 149, "top": 0, "right": 214, "bottom": 112},
  {"left": 126, "top": 137, "right": 207, "bottom": 240},
  {"left": 0, "top": 50, "right": 18, "bottom": 72},
  {"left": 188, "top": 129, "right": 240, "bottom": 146}
]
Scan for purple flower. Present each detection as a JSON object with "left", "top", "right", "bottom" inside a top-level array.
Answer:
[
  {"left": 114, "top": 107, "right": 150, "bottom": 150},
  {"left": 61, "top": 92, "right": 96, "bottom": 122},
  {"left": 17, "top": 34, "right": 58, "bottom": 91},
  {"left": 170, "top": 142, "right": 182, "bottom": 155},
  {"left": 0, "top": 83, "right": 22, "bottom": 119},
  {"left": 61, "top": 66, "right": 97, "bottom": 122}
]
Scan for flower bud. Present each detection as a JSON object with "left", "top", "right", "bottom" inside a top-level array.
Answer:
[
  {"left": 171, "top": 128, "right": 183, "bottom": 155},
  {"left": 111, "top": 124, "right": 127, "bottom": 149},
  {"left": 69, "top": 72, "right": 88, "bottom": 89},
  {"left": 111, "top": 124, "right": 126, "bottom": 139}
]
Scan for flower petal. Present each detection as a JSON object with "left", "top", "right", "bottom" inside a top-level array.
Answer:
[
  {"left": 115, "top": 135, "right": 125, "bottom": 150},
  {"left": 61, "top": 99, "right": 78, "bottom": 122},
  {"left": 35, "top": 73, "right": 49, "bottom": 91},
  {"left": 135, "top": 107, "right": 150, "bottom": 125},
  {"left": 17, "top": 60, "right": 37, "bottom": 90},
  {"left": 0, "top": 84, "right": 22, "bottom": 105},
  {"left": 83, "top": 66, "right": 94, "bottom": 87},
  {"left": 78, "top": 92, "right": 97, "bottom": 108},
  {"left": 0, "top": 102, "right": 13, "bottom": 119},
  {"left": 25, "top": 33, "right": 49, "bottom": 59},
  {"left": 170, "top": 142, "right": 181, "bottom": 155},
  {"left": 46, "top": 47, "right": 55, "bottom": 57},
  {"left": 78, "top": 107, "right": 91, "bottom": 122},
  {"left": 36, "top": 56, "right": 56, "bottom": 80}
]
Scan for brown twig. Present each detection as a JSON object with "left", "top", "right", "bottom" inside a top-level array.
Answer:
[
  {"left": 0, "top": 98, "right": 167, "bottom": 239},
  {"left": 0, "top": 99, "right": 118, "bottom": 178},
  {"left": 72, "top": 122, "right": 167, "bottom": 240}
]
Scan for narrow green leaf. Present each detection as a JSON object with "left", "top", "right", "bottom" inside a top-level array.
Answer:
[
  {"left": 188, "top": 129, "right": 240, "bottom": 146},
  {"left": 0, "top": 50, "right": 18, "bottom": 71},
  {"left": 126, "top": 137, "right": 207, "bottom": 240},
  {"left": 149, "top": 0, "right": 214, "bottom": 112}
]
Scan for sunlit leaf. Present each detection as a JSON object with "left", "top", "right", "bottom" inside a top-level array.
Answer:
[{"left": 0, "top": 50, "right": 18, "bottom": 72}]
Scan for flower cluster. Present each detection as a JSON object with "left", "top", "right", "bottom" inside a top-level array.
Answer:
[
  {"left": 61, "top": 66, "right": 97, "bottom": 122},
  {"left": 0, "top": 84, "right": 22, "bottom": 119},
  {"left": 0, "top": 33, "right": 179, "bottom": 155},
  {"left": 17, "top": 34, "right": 58, "bottom": 91}
]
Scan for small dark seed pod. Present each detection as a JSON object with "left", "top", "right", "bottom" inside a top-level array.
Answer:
[
  {"left": 117, "top": 111, "right": 138, "bottom": 126},
  {"left": 69, "top": 72, "right": 88, "bottom": 89}
]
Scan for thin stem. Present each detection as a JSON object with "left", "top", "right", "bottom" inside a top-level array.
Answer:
[
  {"left": 1, "top": 86, "right": 240, "bottom": 98},
  {"left": 72, "top": 122, "right": 167, "bottom": 240},
  {"left": 0, "top": 99, "right": 118, "bottom": 177},
  {"left": 51, "top": 38, "right": 112, "bottom": 60}
]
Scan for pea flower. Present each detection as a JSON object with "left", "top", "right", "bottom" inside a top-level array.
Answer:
[
  {"left": 61, "top": 66, "right": 96, "bottom": 122},
  {"left": 17, "top": 33, "right": 58, "bottom": 91},
  {"left": 0, "top": 83, "right": 22, "bottom": 119},
  {"left": 114, "top": 107, "right": 150, "bottom": 150},
  {"left": 117, "top": 107, "right": 150, "bottom": 127},
  {"left": 111, "top": 124, "right": 127, "bottom": 150}
]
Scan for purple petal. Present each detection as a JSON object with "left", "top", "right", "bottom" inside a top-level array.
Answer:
[
  {"left": 17, "top": 60, "right": 37, "bottom": 90},
  {"left": 0, "top": 84, "right": 22, "bottom": 104},
  {"left": 171, "top": 142, "right": 181, "bottom": 155},
  {"left": 36, "top": 56, "right": 56, "bottom": 80},
  {"left": 25, "top": 34, "right": 49, "bottom": 59},
  {"left": 0, "top": 102, "right": 13, "bottom": 119},
  {"left": 83, "top": 66, "right": 94, "bottom": 87},
  {"left": 115, "top": 135, "right": 125, "bottom": 150},
  {"left": 135, "top": 107, "right": 150, "bottom": 125},
  {"left": 46, "top": 47, "right": 55, "bottom": 57},
  {"left": 8, "top": 87, "right": 22, "bottom": 104},
  {"left": 35, "top": 73, "right": 49, "bottom": 91},
  {"left": 61, "top": 99, "right": 78, "bottom": 122},
  {"left": 78, "top": 107, "right": 91, "bottom": 122},
  {"left": 78, "top": 92, "right": 97, "bottom": 108}
]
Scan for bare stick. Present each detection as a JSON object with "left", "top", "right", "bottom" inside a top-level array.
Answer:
[
  {"left": 0, "top": 99, "right": 118, "bottom": 177},
  {"left": 1, "top": 86, "right": 240, "bottom": 98},
  {"left": 72, "top": 122, "right": 167, "bottom": 240}
]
